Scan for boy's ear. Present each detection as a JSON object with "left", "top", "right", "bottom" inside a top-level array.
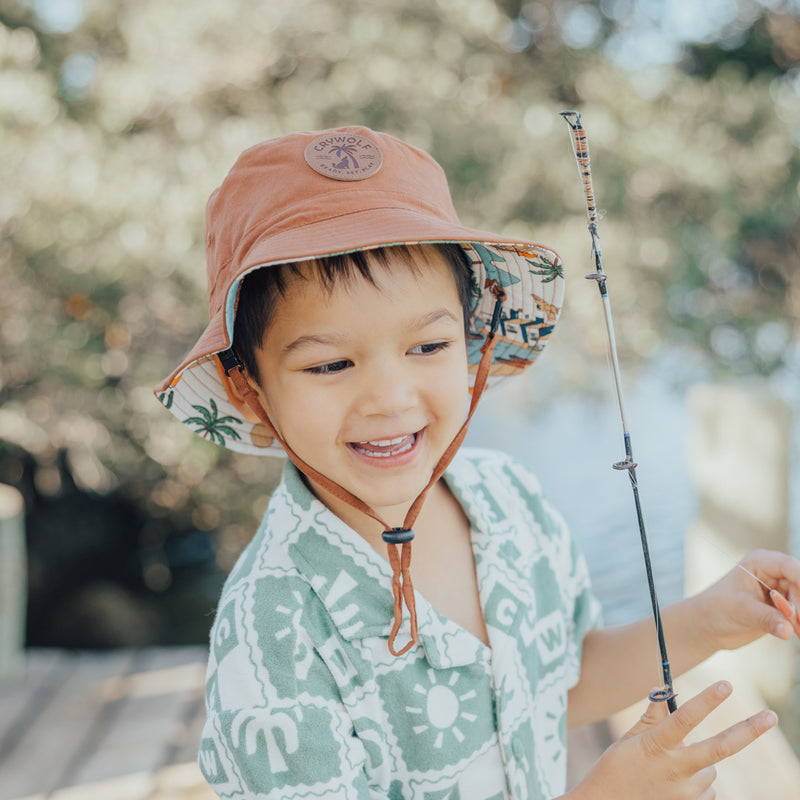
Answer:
[{"left": 213, "top": 356, "right": 267, "bottom": 424}]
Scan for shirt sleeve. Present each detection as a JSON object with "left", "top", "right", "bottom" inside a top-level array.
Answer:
[
  {"left": 544, "top": 498, "right": 603, "bottom": 689},
  {"left": 492, "top": 449, "right": 602, "bottom": 689}
]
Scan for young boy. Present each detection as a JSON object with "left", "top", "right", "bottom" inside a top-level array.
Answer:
[{"left": 155, "top": 126, "right": 800, "bottom": 800}]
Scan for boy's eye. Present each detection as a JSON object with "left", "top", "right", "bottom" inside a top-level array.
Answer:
[
  {"left": 408, "top": 341, "right": 450, "bottom": 356},
  {"left": 304, "top": 359, "right": 353, "bottom": 375}
]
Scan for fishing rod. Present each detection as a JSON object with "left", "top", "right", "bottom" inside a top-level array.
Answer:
[{"left": 560, "top": 110, "right": 678, "bottom": 713}]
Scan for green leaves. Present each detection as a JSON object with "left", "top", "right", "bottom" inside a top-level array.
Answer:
[
  {"left": 183, "top": 399, "right": 242, "bottom": 447},
  {"left": 527, "top": 255, "right": 564, "bottom": 284}
]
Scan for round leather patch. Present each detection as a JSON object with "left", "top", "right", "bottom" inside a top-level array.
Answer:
[{"left": 304, "top": 132, "right": 383, "bottom": 181}]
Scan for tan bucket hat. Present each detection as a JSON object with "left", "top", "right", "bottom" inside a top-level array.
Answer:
[{"left": 154, "top": 126, "right": 565, "bottom": 457}]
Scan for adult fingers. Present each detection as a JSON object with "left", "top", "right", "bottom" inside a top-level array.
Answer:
[
  {"left": 684, "top": 708, "right": 778, "bottom": 772},
  {"left": 647, "top": 681, "right": 733, "bottom": 751}
]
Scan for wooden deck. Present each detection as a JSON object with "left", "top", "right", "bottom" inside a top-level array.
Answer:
[
  {"left": 0, "top": 648, "right": 215, "bottom": 800},
  {"left": 1, "top": 647, "right": 797, "bottom": 799}
]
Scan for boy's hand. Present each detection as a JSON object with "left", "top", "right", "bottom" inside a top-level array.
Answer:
[
  {"left": 693, "top": 549, "right": 800, "bottom": 651},
  {"left": 569, "top": 681, "right": 777, "bottom": 800}
]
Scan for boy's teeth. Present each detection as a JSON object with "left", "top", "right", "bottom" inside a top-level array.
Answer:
[
  {"left": 352, "top": 433, "right": 416, "bottom": 457},
  {"left": 360, "top": 436, "right": 406, "bottom": 446}
]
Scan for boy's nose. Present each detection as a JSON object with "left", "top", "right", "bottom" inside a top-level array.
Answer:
[{"left": 356, "top": 360, "right": 417, "bottom": 417}]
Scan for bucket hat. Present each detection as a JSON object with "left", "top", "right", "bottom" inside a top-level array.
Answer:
[{"left": 154, "top": 126, "right": 564, "bottom": 457}]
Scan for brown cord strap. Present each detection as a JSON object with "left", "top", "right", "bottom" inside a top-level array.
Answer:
[
  {"left": 386, "top": 541, "right": 417, "bottom": 656},
  {"left": 224, "top": 321, "right": 500, "bottom": 657}
]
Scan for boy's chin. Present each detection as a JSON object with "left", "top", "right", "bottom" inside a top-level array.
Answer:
[
  {"left": 350, "top": 487, "right": 420, "bottom": 522},
  {"left": 348, "top": 477, "right": 434, "bottom": 528},
  {"left": 305, "top": 472, "right": 421, "bottom": 526}
]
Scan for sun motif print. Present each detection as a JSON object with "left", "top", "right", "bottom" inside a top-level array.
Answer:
[{"left": 406, "top": 670, "right": 481, "bottom": 749}]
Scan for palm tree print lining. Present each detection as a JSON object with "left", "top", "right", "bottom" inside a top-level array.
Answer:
[
  {"left": 184, "top": 398, "right": 243, "bottom": 445},
  {"left": 526, "top": 254, "right": 563, "bottom": 283}
]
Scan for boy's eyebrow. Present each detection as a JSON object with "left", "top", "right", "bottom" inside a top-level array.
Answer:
[
  {"left": 413, "top": 308, "right": 461, "bottom": 329},
  {"left": 282, "top": 308, "right": 461, "bottom": 354},
  {"left": 282, "top": 333, "right": 348, "bottom": 355}
]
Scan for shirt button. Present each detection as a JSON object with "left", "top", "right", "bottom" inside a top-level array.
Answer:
[{"left": 511, "top": 735, "right": 525, "bottom": 760}]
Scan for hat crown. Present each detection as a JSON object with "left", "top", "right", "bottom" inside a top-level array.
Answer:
[{"left": 204, "top": 126, "right": 459, "bottom": 314}]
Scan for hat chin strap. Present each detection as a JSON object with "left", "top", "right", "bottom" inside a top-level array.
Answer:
[{"left": 224, "top": 315, "right": 501, "bottom": 657}]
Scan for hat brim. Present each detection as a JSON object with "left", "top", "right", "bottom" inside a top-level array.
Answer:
[{"left": 155, "top": 209, "right": 563, "bottom": 457}]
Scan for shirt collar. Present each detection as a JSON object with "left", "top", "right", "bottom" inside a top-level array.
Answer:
[
  {"left": 276, "top": 460, "right": 395, "bottom": 640},
  {"left": 274, "top": 458, "right": 487, "bottom": 668}
]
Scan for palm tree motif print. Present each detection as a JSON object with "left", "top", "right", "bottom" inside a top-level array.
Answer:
[
  {"left": 157, "top": 389, "right": 174, "bottom": 409},
  {"left": 525, "top": 253, "right": 563, "bottom": 283},
  {"left": 183, "top": 398, "right": 242, "bottom": 445},
  {"left": 329, "top": 144, "right": 360, "bottom": 170},
  {"left": 231, "top": 709, "right": 298, "bottom": 773}
]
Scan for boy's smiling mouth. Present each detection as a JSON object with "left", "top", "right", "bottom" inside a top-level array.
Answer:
[{"left": 349, "top": 432, "right": 419, "bottom": 459}]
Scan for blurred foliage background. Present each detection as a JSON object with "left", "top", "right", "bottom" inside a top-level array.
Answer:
[{"left": 1, "top": 0, "right": 798, "bottom": 647}]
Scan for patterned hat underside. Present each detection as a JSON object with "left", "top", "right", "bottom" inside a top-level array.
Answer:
[{"left": 157, "top": 242, "right": 564, "bottom": 457}]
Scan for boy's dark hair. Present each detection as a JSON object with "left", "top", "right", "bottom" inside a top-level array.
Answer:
[{"left": 233, "top": 243, "right": 475, "bottom": 383}]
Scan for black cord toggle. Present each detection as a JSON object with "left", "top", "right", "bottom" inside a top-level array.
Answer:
[{"left": 382, "top": 527, "right": 415, "bottom": 545}]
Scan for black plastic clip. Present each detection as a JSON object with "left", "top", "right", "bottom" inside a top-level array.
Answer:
[
  {"left": 219, "top": 348, "right": 244, "bottom": 376},
  {"left": 382, "top": 528, "right": 415, "bottom": 545},
  {"left": 489, "top": 295, "right": 504, "bottom": 337}
]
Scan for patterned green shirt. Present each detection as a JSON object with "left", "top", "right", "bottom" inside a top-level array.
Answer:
[{"left": 198, "top": 448, "right": 601, "bottom": 800}]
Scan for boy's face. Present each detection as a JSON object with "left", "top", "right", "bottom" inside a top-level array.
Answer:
[{"left": 249, "top": 246, "right": 470, "bottom": 526}]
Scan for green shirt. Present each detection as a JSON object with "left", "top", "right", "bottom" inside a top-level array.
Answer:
[{"left": 199, "top": 448, "right": 601, "bottom": 799}]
